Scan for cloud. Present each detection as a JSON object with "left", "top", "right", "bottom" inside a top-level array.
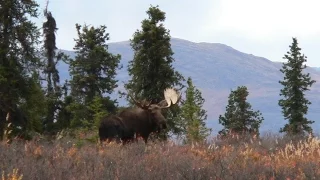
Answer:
[
  {"left": 206, "top": 0, "right": 320, "bottom": 41},
  {"left": 34, "top": 0, "right": 320, "bottom": 66}
]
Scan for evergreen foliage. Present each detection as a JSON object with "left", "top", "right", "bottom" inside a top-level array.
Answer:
[
  {"left": 218, "top": 86, "right": 264, "bottom": 136},
  {"left": 19, "top": 72, "right": 47, "bottom": 139},
  {"left": 278, "top": 37, "right": 316, "bottom": 136},
  {"left": 180, "top": 77, "right": 211, "bottom": 143},
  {"left": 124, "top": 5, "right": 185, "bottom": 138},
  {"left": 42, "top": 4, "right": 68, "bottom": 134},
  {"left": 66, "top": 23, "right": 121, "bottom": 129},
  {"left": 55, "top": 82, "right": 73, "bottom": 131},
  {"left": 0, "top": 0, "right": 42, "bottom": 140},
  {"left": 0, "top": 1, "right": 318, "bottom": 143}
]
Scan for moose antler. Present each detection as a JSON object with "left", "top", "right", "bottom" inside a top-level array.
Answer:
[
  {"left": 160, "top": 88, "right": 181, "bottom": 108},
  {"left": 129, "top": 88, "right": 180, "bottom": 109},
  {"left": 140, "top": 99, "right": 151, "bottom": 107},
  {"left": 128, "top": 93, "right": 151, "bottom": 109}
]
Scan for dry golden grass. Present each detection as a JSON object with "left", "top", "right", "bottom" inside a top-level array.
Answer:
[
  {"left": 1, "top": 169, "right": 23, "bottom": 180},
  {"left": 1, "top": 133, "right": 320, "bottom": 179}
]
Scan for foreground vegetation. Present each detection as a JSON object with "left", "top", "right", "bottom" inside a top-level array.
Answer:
[
  {"left": 1, "top": 1, "right": 318, "bottom": 179},
  {"left": 0, "top": 0, "right": 317, "bottom": 146},
  {"left": 1, "top": 133, "right": 320, "bottom": 180}
]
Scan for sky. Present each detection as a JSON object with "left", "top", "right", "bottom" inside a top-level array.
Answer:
[{"left": 34, "top": 0, "right": 320, "bottom": 67}]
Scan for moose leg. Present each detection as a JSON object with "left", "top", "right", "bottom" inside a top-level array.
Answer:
[
  {"left": 142, "top": 134, "right": 149, "bottom": 144},
  {"left": 121, "top": 128, "right": 135, "bottom": 144},
  {"left": 121, "top": 138, "right": 130, "bottom": 145}
]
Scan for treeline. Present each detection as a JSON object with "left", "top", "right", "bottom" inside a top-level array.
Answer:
[{"left": 0, "top": 1, "right": 316, "bottom": 144}]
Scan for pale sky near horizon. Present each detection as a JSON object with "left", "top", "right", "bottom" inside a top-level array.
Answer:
[{"left": 34, "top": 0, "right": 320, "bottom": 67}]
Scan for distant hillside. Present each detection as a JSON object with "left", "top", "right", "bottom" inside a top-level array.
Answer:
[{"left": 57, "top": 38, "right": 320, "bottom": 135}]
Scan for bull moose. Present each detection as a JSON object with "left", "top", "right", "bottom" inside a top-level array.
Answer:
[{"left": 99, "top": 88, "right": 181, "bottom": 144}]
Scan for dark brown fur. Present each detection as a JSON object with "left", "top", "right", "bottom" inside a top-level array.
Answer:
[
  {"left": 99, "top": 105, "right": 168, "bottom": 144},
  {"left": 99, "top": 88, "right": 180, "bottom": 144},
  {"left": 117, "top": 105, "right": 167, "bottom": 143},
  {"left": 98, "top": 114, "right": 134, "bottom": 143}
]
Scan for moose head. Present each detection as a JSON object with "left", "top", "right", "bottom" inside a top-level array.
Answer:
[{"left": 129, "top": 88, "right": 181, "bottom": 132}]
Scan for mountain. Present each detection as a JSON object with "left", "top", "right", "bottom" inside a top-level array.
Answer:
[
  {"left": 314, "top": 67, "right": 320, "bottom": 71},
  {"left": 57, "top": 38, "right": 320, "bottom": 135}
]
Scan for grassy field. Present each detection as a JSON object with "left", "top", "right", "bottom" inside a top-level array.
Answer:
[{"left": 1, "top": 132, "right": 320, "bottom": 180}]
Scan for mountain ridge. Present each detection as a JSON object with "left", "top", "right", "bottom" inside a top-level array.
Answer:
[{"left": 57, "top": 38, "right": 320, "bottom": 135}]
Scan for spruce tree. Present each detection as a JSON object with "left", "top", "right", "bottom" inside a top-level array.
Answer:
[
  {"left": 67, "top": 23, "right": 121, "bottom": 128},
  {"left": 42, "top": 4, "right": 66, "bottom": 133},
  {"left": 278, "top": 37, "right": 316, "bottom": 136},
  {"left": 124, "top": 5, "right": 185, "bottom": 137},
  {"left": 0, "top": 0, "right": 42, "bottom": 139},
  {"left": 180, "top": 77, "right": 211, "bottom": 143},
  {"left": 55, "top": 81, "right": 73, "bottom": 130},
  {"left": 218, "top": 86, "right": 264, "bottom": 136},
  {"left": 19, "top": 71, "right": 47, "bottom": 139}
]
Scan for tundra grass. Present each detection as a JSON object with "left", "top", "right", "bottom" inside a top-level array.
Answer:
[{"left": 1, "top": 133, "right": 320, "bottom": 180}]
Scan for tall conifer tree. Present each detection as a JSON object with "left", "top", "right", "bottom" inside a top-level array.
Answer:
[
  {"left": 67, "top": 24, "right": 121, "bottom": 128},
  {"left": 42, "top": 2, "right": 66, "bottom": 133},
  {"left": 124, "top": 5, "right": 185, "bottom": 137},
  {"left": 0, "top": 0, "right": 42, "bottom": 139},
  {"left": 278, "top": 37, "right": 316, "bottom": 135},
  {"left": 180, "top": 77, "right": 211, "bottom": 143},
  {"left": 218, "top": 86, "right": 264, "bottom": 136}
]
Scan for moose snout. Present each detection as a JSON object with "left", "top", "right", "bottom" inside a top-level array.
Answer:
[
  {"left": 157, "top": 122, "right": 167, "bottom": 132},
  {"left": 161, "top": 123, "right": 167, "bottom": 129}
]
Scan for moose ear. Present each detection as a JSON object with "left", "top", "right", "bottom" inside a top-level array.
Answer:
[{"left": 136, "top": 99, "right": 151, "bottom": 110}]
